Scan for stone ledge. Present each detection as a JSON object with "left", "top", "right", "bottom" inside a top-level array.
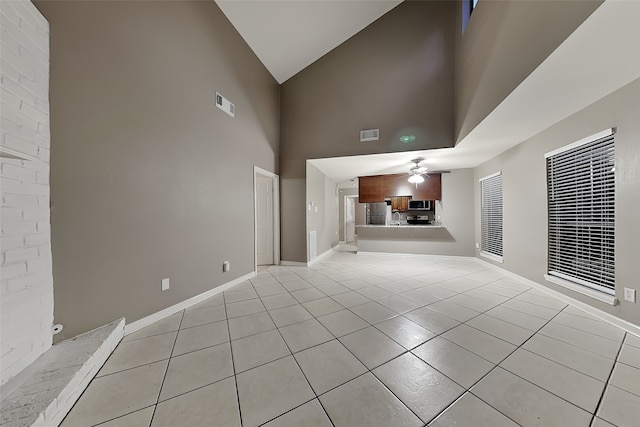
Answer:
[{"left": 0, "top": 319, "right": 125, "bottom": 427}]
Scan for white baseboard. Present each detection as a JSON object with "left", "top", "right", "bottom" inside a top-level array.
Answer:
[
  {"left": 356, "top": 251, "right": 477, "bottom": 262},
  {"left": 476, "top": 258, "right": 640, "bottom": 338},
  {"left": 124, "top": 272, "right": 256, "bottom": 335},
  {"left": 281, "top": 247, "right": 336, "bottom": 267},
  {"left": 308, "top": 247, "right": 335, "bottom": 266},
  {"left": 280, "top": 260, "right": 308, "bottom": 267}
]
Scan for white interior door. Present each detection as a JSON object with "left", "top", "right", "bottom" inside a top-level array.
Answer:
[
  {"left": 345, "top": 197, "right": 356, "bottom": 243},
  {"left": 256, "top": 175, "right": 273, "bottom": 265}
]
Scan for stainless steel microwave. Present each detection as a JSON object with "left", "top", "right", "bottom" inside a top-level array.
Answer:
[{"left": 409, "top": 200, "right": 431, "bottom": 210}]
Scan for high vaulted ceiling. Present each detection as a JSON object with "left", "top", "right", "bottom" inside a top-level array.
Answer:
[
  {"left": 310, "top": 0, "right": 640, "bottom": 183},
  {"left": 216, "top": 1, "right": 640, "bottom": 184},
  {"left": 215, "top": 0, "right": 403, "bottom": 83}
]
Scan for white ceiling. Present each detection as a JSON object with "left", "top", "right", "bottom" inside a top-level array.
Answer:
[
  {"left": 310, "top": 0, "right": 640, "bottom": 184},
  {"left": 215, "top": 0, "right": 403, "bottom": 83}
]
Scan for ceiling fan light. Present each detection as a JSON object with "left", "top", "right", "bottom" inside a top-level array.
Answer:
[{"left": 408, "top": 174, "right": 424, "bottom": 184}]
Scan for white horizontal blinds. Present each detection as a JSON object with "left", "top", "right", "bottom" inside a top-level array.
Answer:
[
  {"left": 546, "top": 132, "right": 615, "bottom": 294},
  {"left": 480, "top": 172, "right": 503, "bottom": 259}
]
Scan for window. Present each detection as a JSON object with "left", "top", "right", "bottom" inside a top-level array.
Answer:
[
  {"left": 462, "top": 0, "right": 479, "bottom": 33},
  {"left": 545, "top": 129, "right": 615, "bottom": 295},
  {"left": 480, "top": 172, "right": 503, "bottom": 262}
]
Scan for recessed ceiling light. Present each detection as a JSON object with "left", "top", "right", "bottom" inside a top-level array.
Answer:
[{"left": 400, "top": 135, "right": 416, "bottom": 143}]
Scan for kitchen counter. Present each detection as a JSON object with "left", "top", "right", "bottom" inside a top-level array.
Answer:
[
  {"left": 357, "top": 224, "right": 444, "bottom": 229},
  {"left": 356, "top": 223, "right": 459, "bottom": 256}
]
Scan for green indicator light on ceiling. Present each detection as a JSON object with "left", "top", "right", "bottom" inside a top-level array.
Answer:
[{"left": 400, "top": 135, "right": 416, "bottom": 143}]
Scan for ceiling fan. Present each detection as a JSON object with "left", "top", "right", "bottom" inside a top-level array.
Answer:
[{"left": 407, "top": 158, "right": 429, "bottom": 184}]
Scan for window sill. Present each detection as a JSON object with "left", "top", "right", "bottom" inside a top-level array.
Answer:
[
  {"left": 544, "top": 274, "right": 618, "bottom": 306},
  {"left": 480, "top": 251, "right": 503, "bottom": 263}
]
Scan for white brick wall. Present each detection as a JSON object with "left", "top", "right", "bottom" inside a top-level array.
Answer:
[{"left": 0, "top": 0, "right": 53, "bottom": 388}]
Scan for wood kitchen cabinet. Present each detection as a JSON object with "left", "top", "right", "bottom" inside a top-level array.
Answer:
[
  {"left": 383, "top": 173, "right": 442, "bottom": 200},
  {"left": 391, "top": 196, "right": 411, "bottom": 212},
  {"left": 413, "top": 173, "right": 442, "bottom": 200},
  {"left": 358, "top": 175, "right": 385, "bottom": 203},
  {"left": 359, "top": 173, "right": 442, "bottom": 201}
]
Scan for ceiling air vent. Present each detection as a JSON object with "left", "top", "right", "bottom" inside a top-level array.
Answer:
[
  {"left": 360, "top": 129, "right": 379, "bottom": 142},
  {"left": 215, "top": 91, "right": 235, "bottom": 118}
]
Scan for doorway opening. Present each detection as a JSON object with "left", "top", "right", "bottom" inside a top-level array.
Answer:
[
  {"left": 254, "top": 167, "right": 280, "bottom": 270},
  {"left": 344, "top": 195, "right": 357, "bottom": 243},
  {"left": 341, "top": 195, "right": 359, "bottom": 253}
]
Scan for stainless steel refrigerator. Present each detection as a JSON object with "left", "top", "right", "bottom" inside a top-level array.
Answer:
[{"left": 366, "top": 202, "right": 387, "bottom": 225}]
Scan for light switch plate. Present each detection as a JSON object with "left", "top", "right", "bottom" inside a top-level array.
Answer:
[
  {"left": 624, "top": 287, "right": 636, "bottom": 303},
  {"left": 161, "top": 278, "right": 170, "bottom": 291}
]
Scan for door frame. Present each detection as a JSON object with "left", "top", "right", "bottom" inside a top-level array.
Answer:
[
  {"left": 254, "top": 166, "right": 280, "bottom": 271},
  {"left": 343, "top": 195, "right": 359, "bottom": 242}
]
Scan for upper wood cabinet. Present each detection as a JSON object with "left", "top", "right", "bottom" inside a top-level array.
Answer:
[
  {"left": 391, "top": 196, "right": 410, "bottom": 212},
  {"left": 413, "top": 173, "right": 442, "bottom": 201},
  {"left": 358, "top": 173, "right": 442, "bottom": 202},
  {"left": 358, "top": 175, "right": 385, "bottom": 203}
]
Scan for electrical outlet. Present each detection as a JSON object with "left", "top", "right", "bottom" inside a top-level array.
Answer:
[
  {"left": 624, "top": 287, "right": 636, "bottom": 303},
  {"left": 223, "top": 261, "right": 230, "bottom": 272},
  {"left": 161, "top": 278, "right": 170, "bottom": 291},
  {"left": 475, "top": 242, "right": 480, "bottom": 249}
]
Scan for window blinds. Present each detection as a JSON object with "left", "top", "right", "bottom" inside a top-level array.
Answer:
[
  {"left": 480, "top": 172, "right": 503, "bottom": 261},
  {"left": 546, "top": 131, "right": 615, "bottom": 294}
]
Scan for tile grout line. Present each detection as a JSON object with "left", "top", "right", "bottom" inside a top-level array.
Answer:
[
  {"left": 147, "top": 309, "right": 185, "bottom": 427},
  {"left": 425, "top": 392, "right": 470, "bottom": 426},
  {"left": 222, "top": 281, "right": 246, "bottom": 427},
  {"left": 229, "top": 271, "right": 282, "bottom": 426},
  {"left": 281, "top": 281, "right": 432, "bottom": 424},
  {"left": 252, "top": 278, "right": 338, "bottom": 427},
  {"left": 515, "top": 333, "right": 621, "bottom": 384},
  {"left": 412, "top": 292, "right": 570, "bottom": 425},
  {"left": 464, "top": 308, "right": 595, "bottom": 425},
  {"left": 89, "top": 406, "right": 156, "bottom": 426},
  {"left": 588, "top": 332, "right": 627, "bottom": 426},
  {"left": 113, "top": 327, "right": 230, "bottom": 365},
  {"left": 266, "top": 263, "right": 461, "bottom": 423}
]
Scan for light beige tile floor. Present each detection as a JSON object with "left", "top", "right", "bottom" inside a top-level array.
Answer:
[{"left": 61, "top": 251, "right": 640, "bottom": 426}]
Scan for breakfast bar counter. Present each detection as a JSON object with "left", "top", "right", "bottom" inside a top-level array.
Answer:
[{"left": 356, "top": 224, "right": 468, "bottom": 256}]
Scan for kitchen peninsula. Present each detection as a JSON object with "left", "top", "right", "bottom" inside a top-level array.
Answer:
[
  {"left": 355, "top": 170, "right": 475, "bottom": 257},
  {"left": 356, "top": 223, "right": 462, "bottom": 256}
]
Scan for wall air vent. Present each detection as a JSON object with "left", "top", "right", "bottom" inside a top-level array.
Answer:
[
  {"left": 360, "top": 129, "right": 379, "bottom": 142},
  {"left": 215, "top": 91, "right": 235, "bottom": 118}
]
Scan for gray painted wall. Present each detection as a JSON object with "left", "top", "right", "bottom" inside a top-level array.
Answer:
[
  {"left": 306, "top": 163, "right": 339, "bottom": 260},
  {"left": 455, "top": 0, "right": 602, "bottom": 143},
  {"left": 355, "top": 198, "right": 366, "bottom": 228},
  {"left": 35, "top": 0, "right": 280, "bottom": 340},
  {"left": 437, "top": 169, "right": 475, "bottom": 256},
  {"left": 474, "top": 79, "right": 640, "bottom": 326},
  {"left": 280, "top": 1, "right": 456, "bottom": 262}
]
